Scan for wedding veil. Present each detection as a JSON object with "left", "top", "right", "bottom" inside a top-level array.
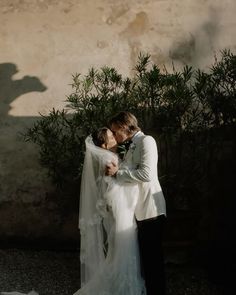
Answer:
[{"left": 78, "top": 135, "right": 117, "bottom": 287}]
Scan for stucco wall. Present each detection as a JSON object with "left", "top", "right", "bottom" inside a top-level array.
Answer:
[{"left": 0, "top": 0, "right": 236, "bottom": 246}]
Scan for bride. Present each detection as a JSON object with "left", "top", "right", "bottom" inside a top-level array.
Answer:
[
  {"left": 1, "top": 127, "right": 146, "bottom": 295},
  {"left": 73, "top": 127, "right": 146, "bottom": 295}
]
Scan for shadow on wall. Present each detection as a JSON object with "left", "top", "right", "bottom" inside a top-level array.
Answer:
[
  {"left": 0, "top": 63, "right": 47, "bottom": 116},
  {"left": 0, "top": 62, "right": 80, "bottom": 249},
  {"left": 169, "top": 6, "right": 221, "bottom": 66}
]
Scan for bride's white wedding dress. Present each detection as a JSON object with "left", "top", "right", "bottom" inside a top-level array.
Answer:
[
  {"left": 1, "top": 136, "right": 146, "bottom": 295},
  {"left": 74, "top": 136, "right": 146, "bottom": 295}
]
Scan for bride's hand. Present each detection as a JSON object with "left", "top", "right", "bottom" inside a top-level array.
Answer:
[{"left": 105, "top": 161, "right": 118, "bottom": 176}]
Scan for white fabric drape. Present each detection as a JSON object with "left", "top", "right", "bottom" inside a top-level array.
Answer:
[
  {"left": 78, "top": 135, "right": 118, "bottom": 286},
  {"left": 74, "top": 135, "right": 146, "bottom": 295}
]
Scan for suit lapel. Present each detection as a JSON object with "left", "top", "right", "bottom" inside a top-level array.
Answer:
[
  {"left": 131, "top": 131, "right": 144, "bottom": 144},
  {"left": 124, "top": 131, "right": 144, "bottom": 161}
]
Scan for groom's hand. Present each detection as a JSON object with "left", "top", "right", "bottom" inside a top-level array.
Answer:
[{"left": 105, "top": 161, "right": 118, "bottom": 176}]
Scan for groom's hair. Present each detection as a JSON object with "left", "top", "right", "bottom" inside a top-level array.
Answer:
[
  {"left": 92, "top": 127, "right": 109, "bottom": 147},
  {"left": 109, "top": 111, "right": 140, "bottom": 135}
]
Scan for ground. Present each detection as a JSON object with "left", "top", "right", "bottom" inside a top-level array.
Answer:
[{"left": 0, "top": 249, "right": 231, "bottom": 295}]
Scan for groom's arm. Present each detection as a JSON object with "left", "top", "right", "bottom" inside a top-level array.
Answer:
[{"left": 107, "top": 136, "right": 158, "bottom": 183}]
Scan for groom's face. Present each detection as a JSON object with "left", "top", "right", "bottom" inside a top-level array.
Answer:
[{"left": 111, "top": 123, "right": 129, "bottom": 143}]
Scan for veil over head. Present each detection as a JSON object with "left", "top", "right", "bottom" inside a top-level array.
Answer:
[{"left": 79, "top": 135, "right": 117, "bottom": 286}]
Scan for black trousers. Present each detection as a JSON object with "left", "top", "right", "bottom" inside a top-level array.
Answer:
[{"left": 137, "top": 215, "right": 166, "bottom": 295}]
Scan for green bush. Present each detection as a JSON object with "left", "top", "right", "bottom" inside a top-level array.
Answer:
[{"left": 24, "top": 50, "right": 236, "bottom": 205}]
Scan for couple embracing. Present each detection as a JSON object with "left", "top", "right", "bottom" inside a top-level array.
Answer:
[{"left": 75, "top": 111, "right": 166, "bottom": 295}]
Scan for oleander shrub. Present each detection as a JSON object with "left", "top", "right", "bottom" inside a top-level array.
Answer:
[{"left": 24, "top": 50, "right": 236, "bottom": 213}]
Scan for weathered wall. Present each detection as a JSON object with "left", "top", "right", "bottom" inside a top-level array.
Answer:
[{"left": 0, "top": 0, "right": 236, "bottom": 247}]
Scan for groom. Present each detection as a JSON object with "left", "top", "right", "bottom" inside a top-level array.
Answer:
[{"left": 106, "top": 111, "right": 167, "bottom": 295}]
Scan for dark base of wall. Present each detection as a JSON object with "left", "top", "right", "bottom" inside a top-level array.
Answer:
[{"left": 0, "top": 236, "right": 80, "bottom": 251}]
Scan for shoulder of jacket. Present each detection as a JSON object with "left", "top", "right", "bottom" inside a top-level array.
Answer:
[
  {"left": 142, "top": 134, "right": 156, "bottom": 143},
  {"left": 135, "top": 133, "right": 156, "bottom": 145}
]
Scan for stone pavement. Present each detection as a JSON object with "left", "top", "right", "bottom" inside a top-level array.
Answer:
[{"left": 0, "top": 249, "right": 227, "bottom": 295}]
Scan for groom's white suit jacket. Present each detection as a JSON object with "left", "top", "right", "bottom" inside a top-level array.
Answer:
[{"left": 116, "top": 131, "right": 166, "bottom": 221}]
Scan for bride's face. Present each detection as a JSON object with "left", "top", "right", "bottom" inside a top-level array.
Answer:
[{"left": 103, "top": 129, "right": 117, "bottom": 150}]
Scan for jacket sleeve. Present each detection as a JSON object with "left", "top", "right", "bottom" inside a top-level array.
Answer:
[{"left": 116, "top": 135, "right": 158, "bottom": 183}]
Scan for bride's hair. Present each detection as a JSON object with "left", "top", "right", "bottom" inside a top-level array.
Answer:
[{"left": 92, "top": 127, "right": 109, "bottom": 147}]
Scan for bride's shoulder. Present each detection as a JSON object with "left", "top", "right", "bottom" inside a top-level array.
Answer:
[{"left": 104, "top": 149, "right": 119, "bottom": 163}]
